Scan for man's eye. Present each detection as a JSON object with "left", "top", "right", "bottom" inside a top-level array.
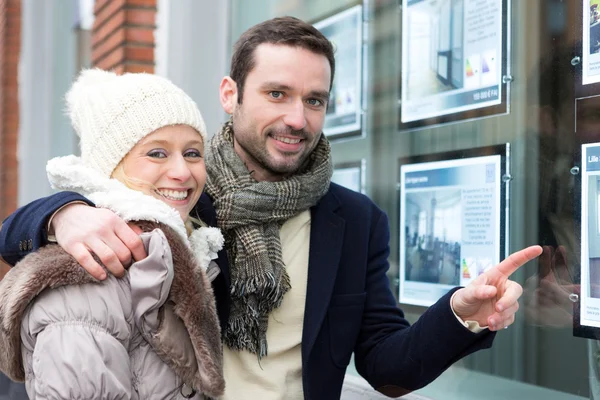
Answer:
[
  {"left": 307, "top": 99, "right": 323, "bottom": 107},
  {"left": 147, "top": 150, "right": 167, "bottom": 158},
  {"left": 269, "top": 91, "right": 283, "bottom": 99}
]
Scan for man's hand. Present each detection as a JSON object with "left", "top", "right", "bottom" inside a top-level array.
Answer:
[
  {"left": 451, "top": 245, "right": 543, "bottom": 331},
  {"left": 52, "top": 203, "right": 146, "bottom": 280}
]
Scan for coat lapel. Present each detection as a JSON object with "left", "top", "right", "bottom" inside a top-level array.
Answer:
[{"left": 302, "top": 189, "right": 345, "bottom": 361}]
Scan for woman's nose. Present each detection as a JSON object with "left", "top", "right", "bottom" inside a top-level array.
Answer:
[{"left": 166, "top": 155, "right": 192, "bottom": 181}]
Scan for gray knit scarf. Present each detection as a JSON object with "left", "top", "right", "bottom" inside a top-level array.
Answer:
[{"left": 204, "top": 120, "right": 332, "bottom": 358}]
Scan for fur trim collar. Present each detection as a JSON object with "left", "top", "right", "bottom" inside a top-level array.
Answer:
[
  {"left": 0, "top": 245, "right": 97, "bottom": 382},
  {"left": 46, "top": 155, "right": 223, "bottom": 270},
  {"left": 0, "top": 222, "right": 224, "bottom": 396}
]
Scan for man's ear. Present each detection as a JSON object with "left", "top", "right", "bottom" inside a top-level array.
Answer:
[{"left": 220, "top": 76, "right": 238, "bottom": 115}]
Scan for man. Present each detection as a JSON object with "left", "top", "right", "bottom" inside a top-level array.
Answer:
[{"left": 0, "top": 16, "right": 541, "bottom": 400}]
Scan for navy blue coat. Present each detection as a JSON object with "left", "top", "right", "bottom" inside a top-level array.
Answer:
[{"left": 0, "top": 184, "right": 494, "bottom": 399}]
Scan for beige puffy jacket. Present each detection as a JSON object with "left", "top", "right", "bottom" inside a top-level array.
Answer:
[{"left": 0, "top": 221, "right": 224, "bottom": 400}]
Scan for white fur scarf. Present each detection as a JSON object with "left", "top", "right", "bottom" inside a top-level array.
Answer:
[{"left": 46, "top": 155, "right": 223, "bottom": 270}]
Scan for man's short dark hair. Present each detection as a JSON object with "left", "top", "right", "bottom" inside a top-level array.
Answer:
[{"left": 230, "top": 16, "right": 335, "bottom": 104}]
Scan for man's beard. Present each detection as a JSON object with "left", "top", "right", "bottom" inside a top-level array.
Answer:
[{"left": 237, "top": 126, "right": 318, "bottom": 176}]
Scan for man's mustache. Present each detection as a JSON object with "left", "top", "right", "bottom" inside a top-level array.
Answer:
[{"left": 267, "top": 128, "right": 308, "bottom": 140}]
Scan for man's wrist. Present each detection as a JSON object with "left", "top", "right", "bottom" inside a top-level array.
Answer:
[
  {"left": 450, "top": 291, "right": 488, "bottom": 333},
  {"left": 46, "top": 201, "right": 89, "bottom": 242}
]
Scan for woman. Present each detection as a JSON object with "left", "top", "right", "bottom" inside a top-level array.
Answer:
[{"left": 0, "top": 69, "right": 225, "bottom": 399}]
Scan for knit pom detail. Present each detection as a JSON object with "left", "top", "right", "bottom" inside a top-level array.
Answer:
[
  {"left": 65, "top": 69, "right": 117, "bottom": 131},
  {"left": 73, "top": 68, "right": 117, "bottom": 86}
]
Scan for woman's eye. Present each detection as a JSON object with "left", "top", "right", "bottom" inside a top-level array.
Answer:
[
  {"left": 147, "top": 150, "right": 167, "bottom": 158},
  {"left": 184, "top": 149, "right": 202, "bottom": 158}
]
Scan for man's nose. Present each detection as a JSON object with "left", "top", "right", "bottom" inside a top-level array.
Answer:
[{"left": 282, "top": 100, "right": 307, "bottom": 131}]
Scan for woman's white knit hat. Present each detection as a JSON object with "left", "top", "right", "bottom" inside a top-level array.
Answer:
[{"left": 66, "top": 68, "right": 207, "bottom": 178}]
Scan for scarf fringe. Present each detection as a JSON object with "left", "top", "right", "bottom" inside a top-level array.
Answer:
[{"left": 224, "top": 311, "right": 270, "bottom": 359}]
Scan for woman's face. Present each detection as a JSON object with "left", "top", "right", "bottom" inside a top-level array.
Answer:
[{"left": 119, "top": 125, "right": 206, "bottom": 221}]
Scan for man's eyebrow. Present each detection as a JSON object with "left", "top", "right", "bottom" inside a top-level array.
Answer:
[
  {"left": 259, "top": 82, "right": 293, "bottom": 91},
  {"left": 259, "top": 82, "right": 329, "bottom": 101},
  {"left": 308, "top": 90, "right": 330, "bottom": 101}
]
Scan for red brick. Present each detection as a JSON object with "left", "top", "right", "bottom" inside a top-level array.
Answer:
[
  {"left": 2, "top": 182, "right": 17, "bottom": 201},
  {"left": 6, "top": 25, "right": 19, "bottom": 36},
  {"left": 92, "top": 26, "right": 125, "bottom": 58},
  {"left": 125, "top": 45, "right": 153, "bottom": 62},
  {"left": 2, "top": 129, "right": 17, "bottom": 143},
  {"left": 91, "top": 0, "right": 155, "bottom": 74},
  {"left": 93, "top": 0, "right": 125, "bottom": 31},
  {"left": 125, "top": 27, "right": 153, "bottom": 44},
  {"left": 125, "top": 8, "right": 155, "bottom": 26},
  {"left": 123, "top": 63, "right": 153, "bottom": 74},
  {"left": 113, "top": 64, "right": 125, "bottom": 75},
  {"left": 0, "top": 0, "right": 20, "bottom": 215},
  {"left": 4, "top": 113, "right": 16, "bottom": 124},
  {"left": 94, "top": 46, "right": 125, "bottom": 70},
  {"left": 3, "top": 172, "right": 17, "bottom": 183},
  {"left": 127, "top": 0, "right": 156, "bottom": 7},
  {"left": 5, "top": 51, "right": 18, "bottom": 63},
  {"left": 94, "top": 0, "right": 112, "bottom": 15},
  {"left": 92, "top": 10, "right": 125, "bottom": 48},
  {"left": 2, "top": 164, "right": 17, "bottom": 175},
  {"left": 2, "top": 205, "right": 17, "bottom": 220},
  {"left": 4, "top": 118, "right": 17, "bottom": 130}
]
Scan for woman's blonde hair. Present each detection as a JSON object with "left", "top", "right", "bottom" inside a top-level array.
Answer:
[{"left": 111, "top": 163, "right": 206, "bottom": 234}]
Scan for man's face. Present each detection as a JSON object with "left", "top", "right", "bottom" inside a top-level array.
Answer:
[{"left": 221, "top": 44, "right": 331, "bottom": 181}]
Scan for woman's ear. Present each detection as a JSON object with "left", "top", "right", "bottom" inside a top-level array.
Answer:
[{"left": 220, "top": 76, "right": 238, "bottom": 115}]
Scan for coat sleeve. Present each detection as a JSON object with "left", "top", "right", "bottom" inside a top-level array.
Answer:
[
  {"left": 353, "top": 208, "right": 495, "bottom": 396},
  {"left": 0, "top": 191, "right": 94, "bottom": 266},
  {"left": 20, "top": 277, "right": 133, "bottom": 399}
]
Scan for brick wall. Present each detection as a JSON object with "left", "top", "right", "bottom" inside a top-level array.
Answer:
[
  {"left": 0, "top": 0, "right": 21, "bottom": 279},
  {"left": 0, "top": 0, "right": 20, "bottom": 279},
  {"left": 0, "top": 0, "right": 20, "bottom": 221},
  {"left": 92, "top": 0, "right": 156, "bottom": 74}
]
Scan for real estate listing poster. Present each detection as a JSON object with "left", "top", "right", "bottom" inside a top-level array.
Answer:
[
  {"left": 579, "top": 143, "right": 600, "bottom": 329},
  {"left": 583, "top": 0, "right": 600, "bottom": 85},
  {"left": 331, "top": 160, "right": 366, "bottom": 193},
  {"left": 315, "top": 5, "right": 363, "bottom": 138},
  {"left": 400, "top": 0, "right": 508, "bottom": 128},
  {"left": 398, "top": 145, "right": 508, "bottom": 307}
]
